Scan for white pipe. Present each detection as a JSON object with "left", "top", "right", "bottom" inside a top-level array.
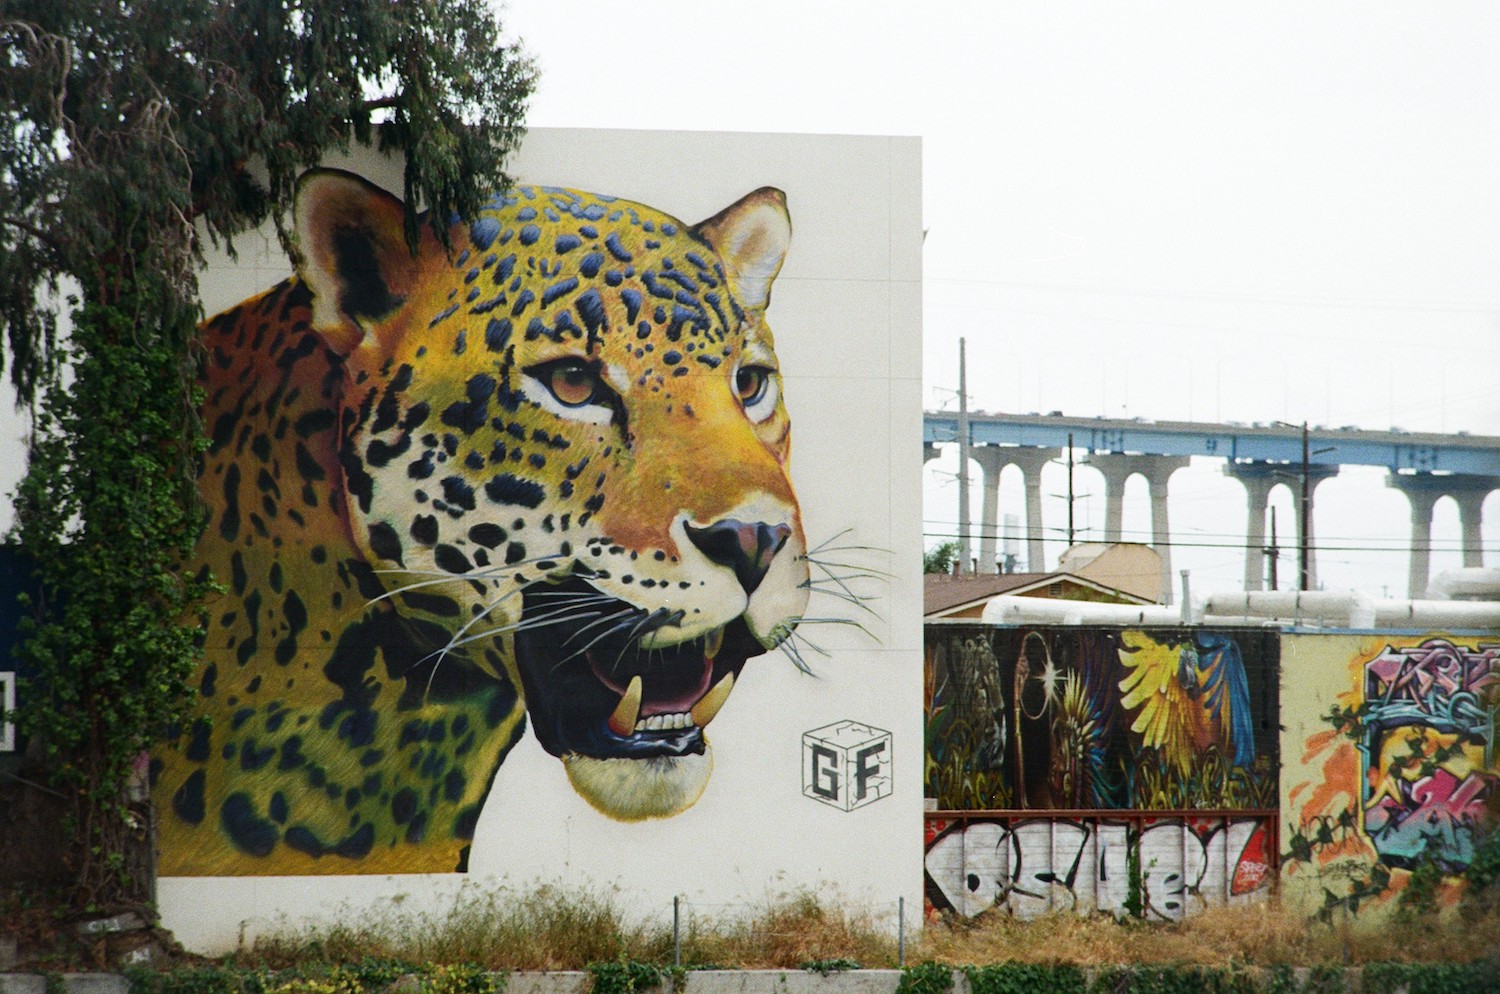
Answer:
[
  {"left": 979, "top": 591, "right": 1500, "bottom": 630},
  {"left": 981, "top": 596, "right": 1185, "bottom": 626},
  {"left": 1426, "top": 568, "right": 1500, "bottom": 601},
  {"left": 1203, "top": 590, "right": 1376, "bottom": 627},
  {"left": 1372, "top": 599, "right": 1500, "bottom": 629}
]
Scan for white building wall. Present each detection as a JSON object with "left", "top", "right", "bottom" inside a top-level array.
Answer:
[{"left": 160, "top": 128, "right": 923, "bottom": 952}]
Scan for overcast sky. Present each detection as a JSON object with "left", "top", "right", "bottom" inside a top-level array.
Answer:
[
  {"left": 503, "top": 1, "right": 1500, "bottom": 597},
  {"left": 3, "top": 3, "right": 1495, "bottom": 597}
]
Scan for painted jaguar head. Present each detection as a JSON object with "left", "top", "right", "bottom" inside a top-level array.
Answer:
[{"left": 297, "top": 170, "right": 810, "bottom": 820}]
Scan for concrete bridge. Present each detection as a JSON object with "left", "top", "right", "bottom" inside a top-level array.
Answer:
[{"left": 923, "top": 412, "right": 1500, "bottom": 598}]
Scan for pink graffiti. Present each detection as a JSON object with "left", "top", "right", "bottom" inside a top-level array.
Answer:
[
  {"left": 1367, "top": 767, "right": 1493, "bottom": 842},
  {"left": 1366, "top": 639, "right": 1499, "bottom": 712}
]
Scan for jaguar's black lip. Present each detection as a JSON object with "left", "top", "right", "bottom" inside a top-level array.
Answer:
[{"left": 513, "top": 574, "right": 763, "bottom": 761}]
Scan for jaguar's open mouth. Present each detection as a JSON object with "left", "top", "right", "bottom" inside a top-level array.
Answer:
[{"left": 513, "top": 576, "right": 766, "bottom": 762}]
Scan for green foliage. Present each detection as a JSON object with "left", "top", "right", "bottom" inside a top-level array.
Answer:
[
  {"left": 1396, "top": 855, "right": 1444, "bottom": 921},
  {"left": 967, "top": 963, "right": 1086, "bottom": 994},
  {"left": 12, "top": 295, "right": 214, "bottom": 906},
  {"left": 1123, "top": 834, "right": 1145, "bottom": 919},
  {"left": 1462, "top": 821, "right": 1500, "bottom": 913},
  {"left": 125, "top": 961, "right": 502, "bottom": 994},
  {"left": 0, "top": 0, "right": 534, "bottom": 910},
  {"left": 587, "top": 957, "right": 666, "bottom": 994},
  {"left": 1362, "top": 962, "right": 1500, "bottom": 994},
  {"left": 896, "top": 962, "right": 954, "bottom": 994},
  {"left": 924, "top": 542, "right": 959, "bottom": 574}
]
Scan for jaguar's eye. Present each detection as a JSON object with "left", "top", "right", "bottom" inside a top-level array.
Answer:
[
  {"left": 733, "top": 364, "right": 779, "bottom": 423},
  {"left": 540, "top": 359, "right": 600, "bottom": 408},
  {"left": 523, "top": 358, "right": 615, "bottom": 424}
]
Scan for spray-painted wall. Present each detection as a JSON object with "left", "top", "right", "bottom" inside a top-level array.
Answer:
[
  {"left": 923, "top": 624, "right": 1280, "bottom": 919},
  {"left": 925, "top": 624, "right": 1500, "bottom": 924},
  {"left": 925, "top": 626, "right": 1280, "bottom": 811},
  {"left": 156, "top": 128, "right": 924, "bottom": 952},
  {"left": 1280, "top": 632, "right": 1499, "bottom": 923}
]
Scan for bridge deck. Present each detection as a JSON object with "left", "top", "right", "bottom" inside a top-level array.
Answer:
[{"left": 923, "top": 412, "right": 1500, "bottom": 477}]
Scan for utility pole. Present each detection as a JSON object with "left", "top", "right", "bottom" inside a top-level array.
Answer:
[
  {"left": 1066, "top": 431, "right": 1075, "bottom": 548},
  {"left": 1299, "top": 421, "right": 1310, "bottom": 591},
  {"left": 956, "top": 339, "right": 971, "bottom": 574},
  {"left": 1266, "top": 506, "right": 1279, "bottom": 591}
]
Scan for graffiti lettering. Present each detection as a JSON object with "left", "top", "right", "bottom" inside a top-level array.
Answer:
[
  {"left": 1360, "top": 639, "right": 1500, "bottom": 873},
  {"left": 924, "top": 816, "right": 1272, "bottom": 920}
]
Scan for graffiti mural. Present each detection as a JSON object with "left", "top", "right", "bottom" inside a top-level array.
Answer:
[
  {"left": 153, "top": 170, "right": 813, "bottom": 875},
  {"left": 1360, "top": 639, "right": 1498, "bottom": 872},
  {"left": 925, "top": 627, "right": 1279, "bottom": 811},
  {"left": 1283, "top": 634, "right": 1500, "bottom": 917},
  {"left": 924, "top": 814, "right": 1273, "bottom": 919}
]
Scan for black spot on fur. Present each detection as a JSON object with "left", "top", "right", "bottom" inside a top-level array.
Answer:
[
  {"left": 240, "top": 739, "right": 276, "bottom": 771},
  {"left": 392, "top": 788, "right": 419, "bottom": 825},
  {"left": 485, "top": 474, "right": 545, "bottom": 508},
  {"left": 219, "top": 464, "right": 241, "bottom": 541},
  {"left": 185, "top": 719, "right": 213, "bottom": 762},
  {"left": 411, "top": 514, "right": 439, "bottom": 545},
  {"left": 222, "top": 792, "right": 279, "bottom": 857},
  {"left": 368, "top": 522, "right": 404, "bottom": 564},
  {"left": 441, "top": 476, "right": 477, "bottom": 511},
  {"left": 284, "top": 826, "right": 324, "bottom": 857},
  {"left": 334, "top": 822, "right": 375, "bottom": 859},
  {"left": 468, "top": 523, "right": 506, "bottom": 548},
  {"left": 172, "top": 770, "right": 206, "bottom": 825},
  {"left": 434, "top": 544, "right": 473, "bottom": 574},
  {"left": 278, "top": 736, "right": 306, "bottom": 771}
]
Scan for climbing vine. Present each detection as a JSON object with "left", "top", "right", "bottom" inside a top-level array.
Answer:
[{"left": 1, "top": 0, "right": 534, "bottom": 910}]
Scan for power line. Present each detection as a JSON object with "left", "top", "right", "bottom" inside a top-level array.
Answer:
[{"left": 919, "top": 526, "right": 1496, "bottom": 555}]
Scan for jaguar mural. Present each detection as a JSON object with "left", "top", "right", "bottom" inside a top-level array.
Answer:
[{"left": 153, "top": 170, "right": 810, "bottom": 875}]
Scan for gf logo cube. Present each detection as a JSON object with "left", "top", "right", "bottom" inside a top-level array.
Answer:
[{"left": 802, "top": 720, "right": 892, "bottom": 811}]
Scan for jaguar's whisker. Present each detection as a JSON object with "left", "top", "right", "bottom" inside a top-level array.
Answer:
[
  {"left": 777, "top": 638, "right": 814, "bottom": 675},
  {"left": 549, "top": 610, "right": 640, "bottom": 674}
]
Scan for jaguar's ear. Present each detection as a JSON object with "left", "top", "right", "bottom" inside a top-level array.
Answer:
[
  {"left": 692, "top": 187, "right": 791, "bottom": 313},
  {"left": 294, "top": 169, "right": 431, "bottom": 356}
]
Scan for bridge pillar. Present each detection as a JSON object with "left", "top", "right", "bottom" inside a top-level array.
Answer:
[
  {"left": 968, "top": 445, "right": 1057, "bottom": 573},
  {"left": 1085, "top": 454, "right": 1191, "bottom": 603},
  {"left": 1450, "top": 480, "right": 1499, "bottom": 568},
  {"left": 1225, "top": 462, "right": 1338, "bottom": 591},
  {"left": 971, "top": 445, "right": 1004, "bottom": 572},
  {"left": 1389, "top": 475, "right": 1443, "bottom": 598},
  {"left": 1389, "top": 474, "right": 1500, "bottom": 594},
  {"left": 1223, "top": 465, "right": 1277, "bottom": 591}
]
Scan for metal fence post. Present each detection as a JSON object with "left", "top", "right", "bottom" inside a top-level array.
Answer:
[{"left": 897, "top": 895, "right": 905, "bottom": 967}]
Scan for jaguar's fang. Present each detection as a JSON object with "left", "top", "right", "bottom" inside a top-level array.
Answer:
[
  {"left": 690, "top": 672, "right": 734, "bottom": 729},
  {"left": 608, "top": 675, "right": 643, "bottom": 737}
]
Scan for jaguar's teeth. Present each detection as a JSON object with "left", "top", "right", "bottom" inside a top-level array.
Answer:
[
  {"left": 690, "top": 672, "right": 735, "bottom": 729},
  {"left": 703, "top": 625, "right": 725, "bottom": 659},
  {"left": 608, "top": 675, "right": 643, "bottom": 737}
]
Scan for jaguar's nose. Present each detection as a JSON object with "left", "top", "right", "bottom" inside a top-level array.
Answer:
[{"left": 685, "top": 519, "right": 791, "bottom": 595}]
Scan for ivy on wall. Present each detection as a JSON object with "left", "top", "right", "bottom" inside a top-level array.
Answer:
[{"left": 1, "top": 0, "right": 535, "bottom": 909}]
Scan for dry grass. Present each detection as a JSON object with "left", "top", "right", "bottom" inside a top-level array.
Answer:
[
  {"left": 243, "top": 886, "right": 1500, "bottom": 972},
  {"left": 244, "top": 885, "right": 900, "bottom": 972},
  {"left": 676, "top": 890, "right": 898, "bottom": 969},
  {"left": 248, "top": 884, "right": 650, "bottom": 970},
  {"left": 915, "top": 901, "right": 1500, "bottom": 967}
]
